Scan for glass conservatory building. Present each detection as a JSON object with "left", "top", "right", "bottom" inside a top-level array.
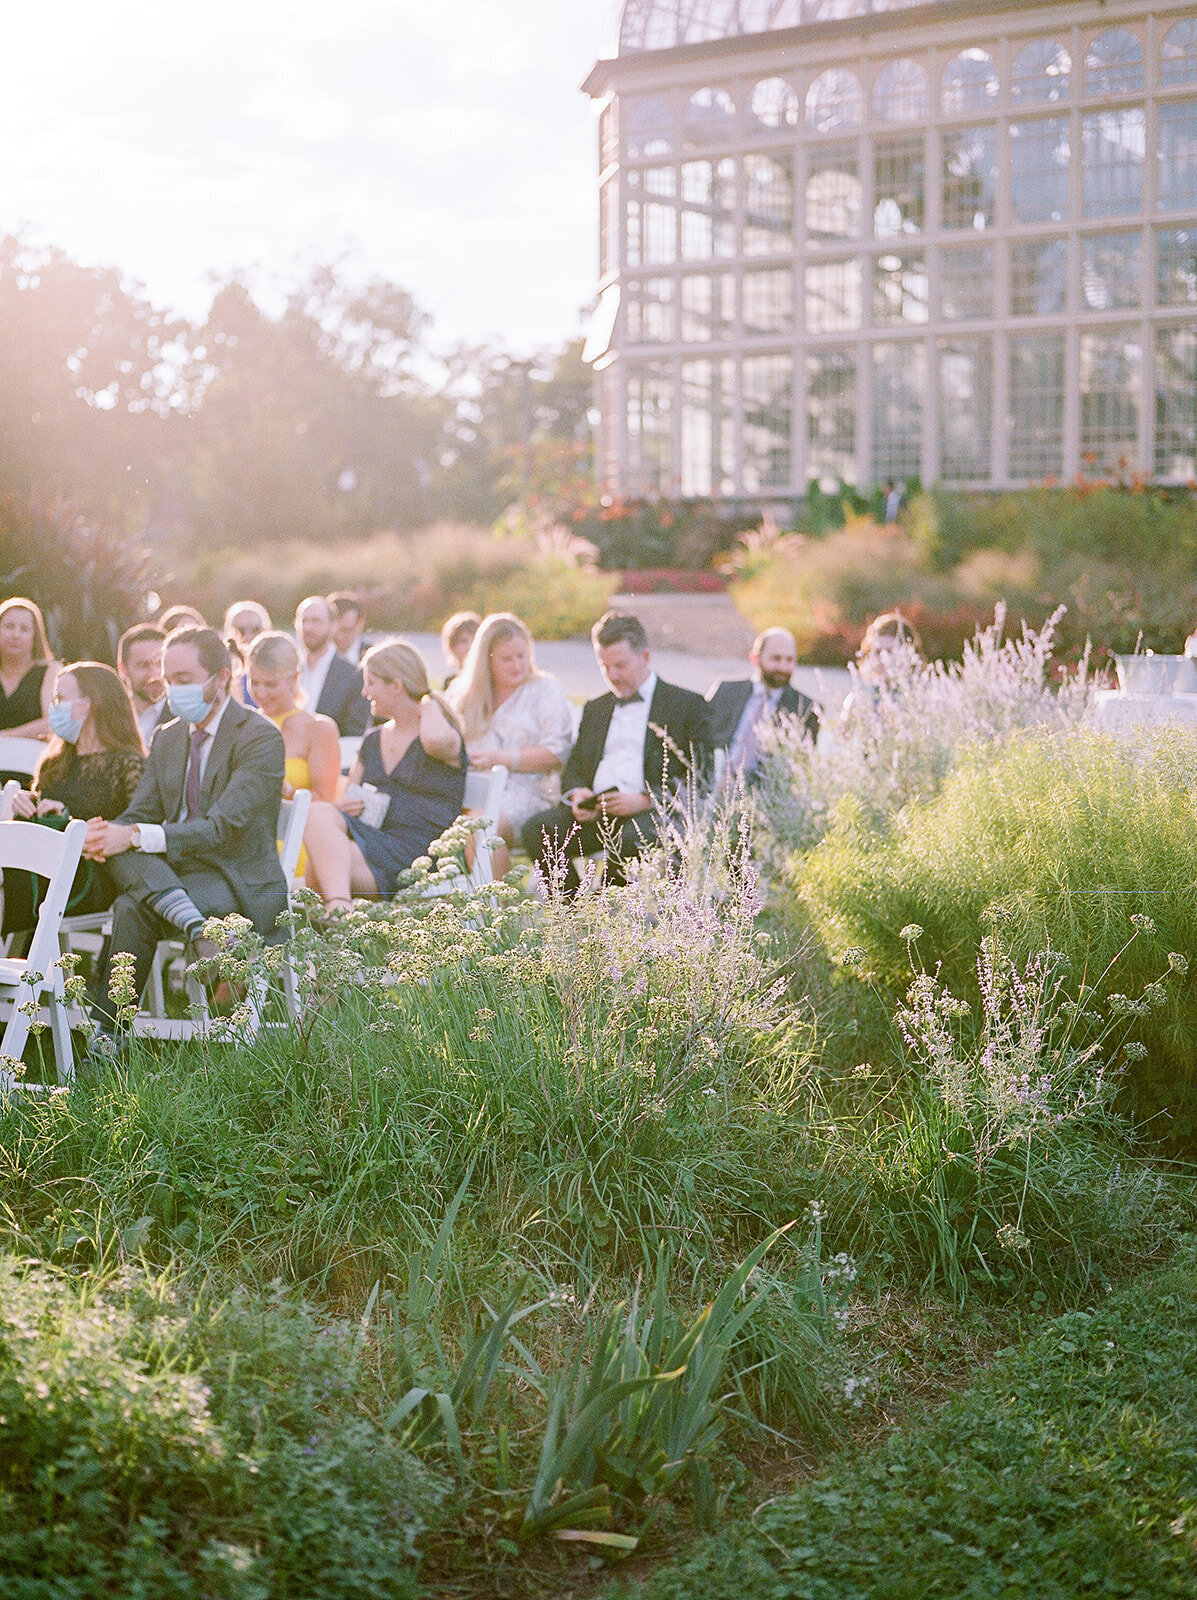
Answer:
[{"left": 582, "top": 1, "right": 1197, "bottom": 502}]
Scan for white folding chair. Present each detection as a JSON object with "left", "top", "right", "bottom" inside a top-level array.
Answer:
[
  {"left": 339, "top": 736, "right": 363, "bottom": 775},
  {"left": 143, "top": 792, "right": 312, "bottom": 1031},
  {"left": 418, "top": 766, "right": 508, "bottom": 898},
  {"left": 0, "top": 818, "right": 87, "bottom": 1089},
  {"left": 462, "top": 765, "right": 507, "bottom": 888},
  {"left": 0, "top": 737, "right": 46, "bottom": 779}
]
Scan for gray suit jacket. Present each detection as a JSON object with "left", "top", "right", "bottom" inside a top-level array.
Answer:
[
  {"left": 706, "top": 678, "right": 818, "bottom": 749},
  {"left": 116, "top": 699, "right": 288, "bottom": 939}
]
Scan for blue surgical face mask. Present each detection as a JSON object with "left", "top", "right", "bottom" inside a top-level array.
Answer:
[
  {"left": 166, "top": 676, "right": 215, "bottom": 724},
  {"left": 49, "top": 700, "right": 86, "bottom": 743}
]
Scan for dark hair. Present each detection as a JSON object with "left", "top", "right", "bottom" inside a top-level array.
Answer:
[
  {"left": 165, "top": 626, "right": 231, "bottom": 678},
  {"left": 118, "top": 622, "right": 165, "bottom": 667},
  {"left": 36, "top": 661, "right": 144, "bottom": 792},
  {"left": 328, "top": 591, "right": 362, "bottom": 620},
  {"left": 0, "top": 596, "right": 53, "bottom": 662},
  {"left": 592, "top": 611, "right": 648, "bottom": 653}
]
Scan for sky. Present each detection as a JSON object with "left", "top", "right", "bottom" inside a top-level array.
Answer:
[{"left": 3, "top": 0, "right": 621, "bottom": 355}]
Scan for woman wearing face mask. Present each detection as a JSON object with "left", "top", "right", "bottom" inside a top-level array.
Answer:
[
  {"left": 0, "top": 596, "right": 62, "bottom": 740},
  {"left": 5, "top": 663, "right": 145, "bottom": 930}
]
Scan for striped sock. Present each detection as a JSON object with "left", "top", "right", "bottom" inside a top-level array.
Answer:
[{"left": 148, "top": 888, "right": 205, "bottom": 942}]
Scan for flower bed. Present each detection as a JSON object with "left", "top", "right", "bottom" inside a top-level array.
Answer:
[{"left": 618, "top": 568, "right": 728, "bottom": 595}]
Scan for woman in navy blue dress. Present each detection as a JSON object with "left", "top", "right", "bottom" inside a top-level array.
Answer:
[{"left": 302, "top": 640, "right": 465, "bottom": 910}]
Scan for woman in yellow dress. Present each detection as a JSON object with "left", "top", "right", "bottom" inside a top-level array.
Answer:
[{"left": 246, "top": 632, "right": 341, "bottom": 870}]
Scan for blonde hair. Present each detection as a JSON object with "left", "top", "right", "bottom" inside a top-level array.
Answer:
[
  {"left": 448, "top": 613, "right": 535, "bottom": 741},
  {"left": 362, "top": 639, "right": 462, "bottom": 734},
  {"left": 246, "top": 630, "right": 305, "bottom": 708},
  {"left": 0, "top": 596, "right": 52, "bottom": 662},
  {"left": 248, "top": 630, "right": 301, "bottom": 677}
]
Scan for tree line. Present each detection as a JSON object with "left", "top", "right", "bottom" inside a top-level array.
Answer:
[{"left": 0, "top": 233, "right": 591, "bottom": 555}]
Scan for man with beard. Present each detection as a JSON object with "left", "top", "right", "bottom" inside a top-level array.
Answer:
[{"left": 706, "top": 627, "right": 818, "bottom": 778}]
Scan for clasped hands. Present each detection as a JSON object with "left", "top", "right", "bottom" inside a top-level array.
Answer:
[
  {"left": 9, "top": 792, "right": 132, "bottom": 863},
  {"left": 567, "top": 787, "right": 650, "bottom": 822},
  {"left": 82, "top": 819, "right": 137, "bottom": 862},
  {"left": 10, "top": 792, "right": 64, "bottom": 821}
]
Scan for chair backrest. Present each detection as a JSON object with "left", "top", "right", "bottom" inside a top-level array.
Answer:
[
  {"left": 339, "top": 736, "right": 363, "bottom": 774},
  {"left": 0, "top": 737, "right": 45, "bottom": 776},
  {"left": 0, "top": 818, "right": 87, "bottom": 972},
  {"left": 463, "top": 764, "right": 507, "bottom": 827},
  {"left": 277, "top": 789, "right": 312, "bottom": 885},
  {"left": 1115, "top": 654, "right": 1197, "bottom": 696},
  {"left": 0, "top": 779, "right": 21, "bottom": 821}
]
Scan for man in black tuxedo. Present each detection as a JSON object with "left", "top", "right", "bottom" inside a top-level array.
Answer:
[
  {"left": 295, "top": 596, "right": 370, "bottom": 736},
  {"left": 84, "top": 627, "right": 288, "bottom": 1022},
  {"left": 707, "top": 627, "right": 818, "bottom": 777},
  {"left": 521, "top": 612, "right": 710, "bottom": 891}
]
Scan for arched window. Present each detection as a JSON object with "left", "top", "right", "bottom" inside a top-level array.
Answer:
[
  {"left": 685, "top": 86, "right": 736, "bottom": 144},
  {"left": 1084, "top": 29, "right": 1144, "bottom": 97},
  {"left": 749, "top": 77, "right": 800, "bottom": 130},
  {"left": 942, "top": 50, "right": 999, "bottom": 116},
  {"left": 873, "top": 59, "right": 927, "bottom": 122},
  {"left": 1162, "top": 20, "right": 1197, "bottom": 87},
  {"left": 625, "top": 94, "right": 673, "bottom": 160},
  {"left": 1011, "top": 39, "right": 1071, "bottom": 103},
  {"left": 806, "top": 69, "right": 863, "bottom": 135}
]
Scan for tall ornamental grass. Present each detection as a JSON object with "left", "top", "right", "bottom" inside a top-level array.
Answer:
[
  {"left": 753, "top": 606, "right": 1094, "bottom": 861},
  {"left": 797, "top": 728, "right": 1197, "bottom": 1143}
]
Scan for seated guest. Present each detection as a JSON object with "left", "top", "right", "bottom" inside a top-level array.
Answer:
[
  {"left": 83, "top": 627, "right": 288, "bottom": 1024},
  {"left": 707, "top": 627, "right": 818, "bottom": 778},
  {"left": 118, "top": 624, "right": 169, "bottom": 749},
  {"left": 246, "top": 632, "right": 340, "bottom": 803},
  {"left": 303, "top": 641, "right": 465, "bottom": 911},
  {"left": 0, "top": 596, "right": 61, "bottom": 741},
  {"left": 520, "top": 612, "right": 710, "bottom": 893},
  {"left": 4, "top": 663, "right": 146, "bottom": 933},
  {"left": 295, "top": 595, "right": 370, "bottom": 737},
  {"left": 158, "top": 604, "right": 208, "bottom": 634},
  {"left": 844, "top": 611, "right": 923, "bottom": 712},
  {"left": 329, "top": 591, "right": 367, "bottom": 665},
  {"left": 447, "top": 612, "right": 574, "bottom": 878},
  {"left": 441, "top": 611, "right": 481, "bottom": 688},
  {"left": 223, "top": 600, "right": 272, "bottom": 652}
]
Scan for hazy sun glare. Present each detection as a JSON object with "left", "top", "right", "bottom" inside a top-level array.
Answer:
[{"left": 4, "top": 0, "right": 617, "bottom": 349}]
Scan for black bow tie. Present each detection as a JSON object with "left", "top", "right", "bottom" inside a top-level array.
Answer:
[{"left": 615, "top": 691, "right": 643, "bottom": 705}]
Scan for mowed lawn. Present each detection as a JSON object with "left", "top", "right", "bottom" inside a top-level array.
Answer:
[{"left": 609, "top": 1252, "right": 1197, "bottom": 1600}]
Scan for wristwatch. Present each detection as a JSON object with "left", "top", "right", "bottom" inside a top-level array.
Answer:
[{"left": 130, "top": 825, "right": 142, "bottom": 850}]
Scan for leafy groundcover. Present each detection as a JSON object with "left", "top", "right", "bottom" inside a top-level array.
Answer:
[{"left": 611, "top": 1248, "right": 1197, "bottom": 1600}]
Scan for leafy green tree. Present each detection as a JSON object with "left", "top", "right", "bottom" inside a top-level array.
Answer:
[
  {"left": 0, "top": 234, "right": 191, "bottom": 529},
  {"left": 180, "top": 265, "right": 446, "bottom": 549}
]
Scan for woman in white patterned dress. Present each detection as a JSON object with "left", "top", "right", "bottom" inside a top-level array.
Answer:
[{"left": 448, "top": 613, "right": 575, "bottom": 878}]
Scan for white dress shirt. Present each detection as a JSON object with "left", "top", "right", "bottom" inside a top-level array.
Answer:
[
  {"left": 135, "top": 697, "right": 166, "bottom": 749},
  {"left": 134, "top": 695, "right": 232, "bottom": 853},
  {"left": 592, "top": 672, "right": 657, "bottom": 796},
  {"left": 300, "top": 642, "right": 337, "bottom": 711}
]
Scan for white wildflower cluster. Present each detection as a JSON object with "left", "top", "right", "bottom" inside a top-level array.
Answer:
[
  {"left": 753, "top": 606, "right": 1098, "bottom": 859},
  {"left": 842, "top": 1374, "right": 870, "bottom": 1408}
]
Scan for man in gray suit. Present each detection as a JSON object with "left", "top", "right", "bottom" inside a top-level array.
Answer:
[
  {"left": 84, "top": 627, "right": 287, "bottom": 1020},
  {"left": 706, "top": 627, "right": 818, "bottom": 778}
]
